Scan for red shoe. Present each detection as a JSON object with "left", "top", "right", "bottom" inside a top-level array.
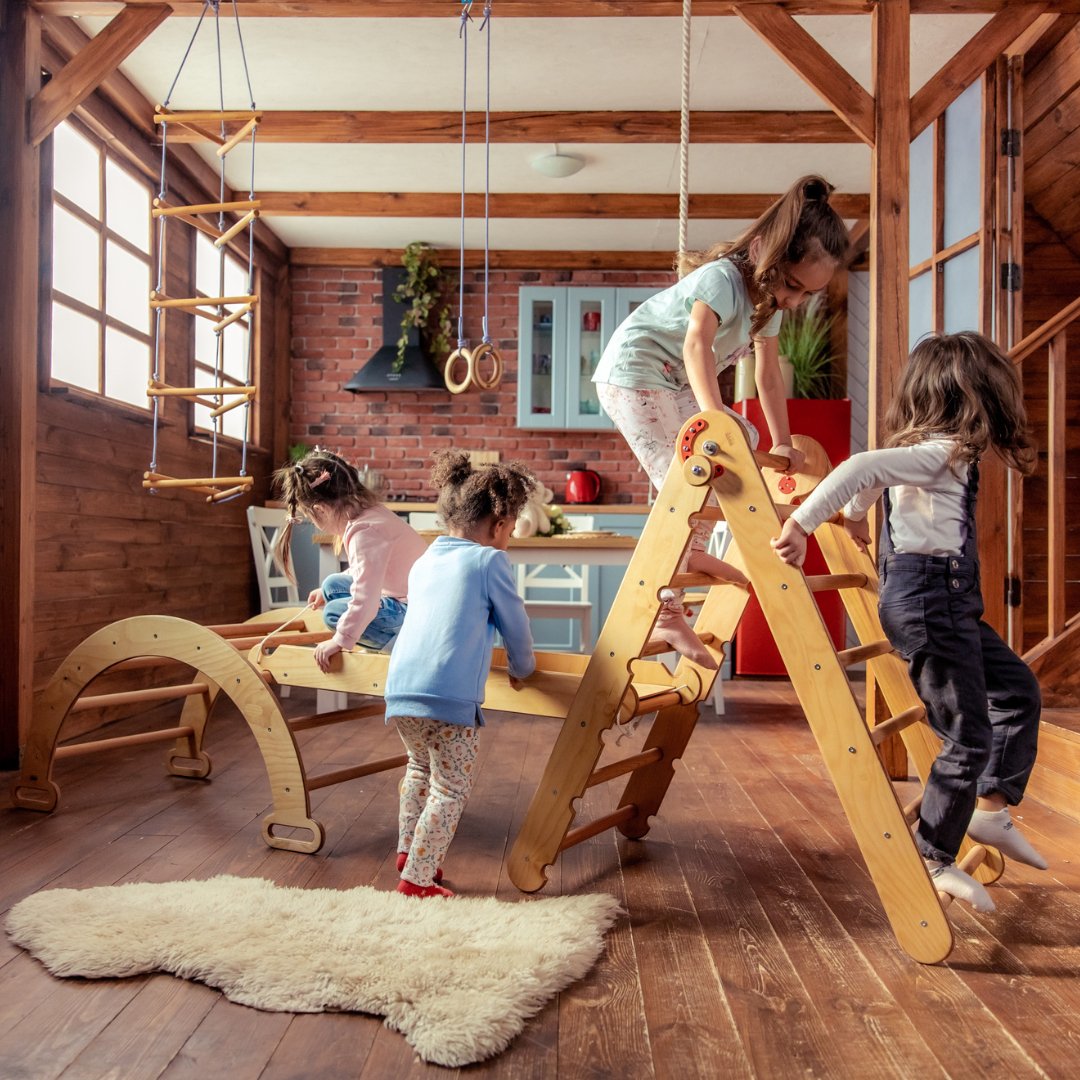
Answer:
[
  {"left": 397, "top": 852, "right": 443, "bottom": 882},
  {"left": 396, "top": 878, "right": 454, "bottom": 899}
]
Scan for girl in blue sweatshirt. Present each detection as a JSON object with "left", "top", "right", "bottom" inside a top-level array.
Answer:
[{"left": 385, "top": 451, "right": 537, "bottom": 898}]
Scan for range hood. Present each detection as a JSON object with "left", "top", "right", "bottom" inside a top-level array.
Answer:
[{"left": 343, "top": 266, "right": 446, "bottom": 392}]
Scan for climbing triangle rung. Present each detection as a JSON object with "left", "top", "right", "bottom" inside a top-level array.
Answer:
[
  {"left": 805, "top": 572, "right": 868, "bottom": 592},
  {"left": 560, "top": 804, "right": 638, "bottom": 852},
  {"left": 669, "top": 572, "right": 748, "bottom": 589},
  {"left": 871, "top": 704, "right": 927, "bottom": 746},
  {"left": 152, "top": 198, "right": 260, "bottom": 219},
  {"left": 288, "top": 701, "right": 386, "bottom": 733},
  {"left": 586, "top": 747, "right": 664, "bottom": 790},
  {"left": 69, "top": 682, "right": 210, "bottom": 714},
  {"left": 306, "top": 753, "right": 409, "bottom": 792},
  {"left": 639, "top": 632, "right": 716, "bottom": 658},
  {"left": 54, "top": 725, "right": 196, "bottom": 760},
  {"left": 903, "top": 794, "right": 923, "bottom": 825},
  {"left": 836, "top": 640, "right": 895, "bottom": 667}
]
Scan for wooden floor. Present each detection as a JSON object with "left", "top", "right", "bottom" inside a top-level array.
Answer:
[{"left": 2, "top": 679, "right": 1080, "bottom": 1079}]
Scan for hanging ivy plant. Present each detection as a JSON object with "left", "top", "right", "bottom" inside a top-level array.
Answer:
[{"left": 393, "top": 242, "right": 454, "bottom": 374}]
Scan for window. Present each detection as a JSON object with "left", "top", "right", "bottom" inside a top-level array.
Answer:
[
  {"left": 50, "top": 120, "right": 153, "bottom": 409},
  {"left": 193, "top": 231, "right": 254, "bottom": 441}
]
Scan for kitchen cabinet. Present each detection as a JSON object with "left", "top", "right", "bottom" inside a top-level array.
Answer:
[{"left": 517, "top": 286, "right": 658, "bottom": 430}]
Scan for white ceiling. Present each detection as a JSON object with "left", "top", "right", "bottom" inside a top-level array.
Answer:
[{"left": 79, "top": 12, "right": 992, "bottom": 252}]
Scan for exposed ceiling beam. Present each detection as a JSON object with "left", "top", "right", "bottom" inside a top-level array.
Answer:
[
  {"left": 29, "top": 3, "right": 169, "bottom": 146},
  {"left": 27, "top": 1, "right": 1080, "bottom": 16},
  {"left": 290, "top": 248, "right": 678, "bottom": 270},
  {"left": 260, "top": 191, "right": 870, "bottom": 218},
  {"left": 910, "top": 3, "right": 1049, "bottom": 139},
  {"left": 161, "top": 109, "right": 858, "bottom": 145},
  {"left": 736, "top": 4, "right": 875, "bottom": 146}
]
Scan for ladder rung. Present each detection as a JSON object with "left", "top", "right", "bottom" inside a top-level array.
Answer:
[
  {"left": 870, "top": 704, "right": 926, "bottom": 746},
  {"left": 54, "top": 725, "right": 195, "bottom": 759},
  {"left": 639, "top": 632, "right": 715, "bottom": 658},
  {"left": 209, "top": 391, "right": 255, "bottom": 419},
  {"left": 210, "top": 618, "right": 309, "bottom": 637},
  {"left": 754, "top": 449, "right": 793, "bottom": 471},
  {"left": 559, "top": 804, "right": 637, "bottom": 851},
  {"left": 214, "top": 209, "right": 259, "bottom": 247},
  {"left": 69, "top": 682, "right": 209, "bottom": 714},
  {"left": 669, "top": 572, "right": 749, "bottom": 590},
  {"left": 228, "top": 630, "right": 330, "bottom": 650},
  {"left": 156, "top": 109, "right": 261, "bottom": 124},
  {"left": 152, "top": 198, "right": 260, "bottom": 218},
  {"left": 902, "top": 794, "right": 923, "bottom": 825},
  {"left": 150, "top": 293, "right": 258, "bottom": 310},
  {"left": 306, "top": 753, "right": 408, "bottom": 792},
  {"left": 836, "top": 640, "right": 895, "bottom": 667},
  {"left": 213, "top": 303, "right": 255, "bottom": 334},
  {"left": 217, "top": 117, "right": 259, "bottom": 157},
  {"left": 207, "top": 484, "right": 251, "bottom": 504},
  {"left": 288, "top": 701, "right": 385, "bottom": 733},
  {"left": 143, "top": 473, "right": 254, "bottom": 491},
  {"left": 586, "top": 747, "right": 664, "bottom": 790},
  {"left": 148, "top": 382, "right": 257, "bottom": 397},
  {"left": 935, "top": 845, "right": 988, "bottom": 911},
  {"left": 805, "top": 573, "right": 868, "bottom": 593}
]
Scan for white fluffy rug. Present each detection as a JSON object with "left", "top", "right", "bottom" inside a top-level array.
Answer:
[{"left": 6, "top": 875, "right": 621, "bottom": 1068}]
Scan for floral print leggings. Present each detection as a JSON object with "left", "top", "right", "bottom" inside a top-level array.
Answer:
[
  {"left": 395, "top": 715, "right": 479, "bottom": 887},
  {"left": 596, "top": 382, "right": 758, "bottom": 553}
]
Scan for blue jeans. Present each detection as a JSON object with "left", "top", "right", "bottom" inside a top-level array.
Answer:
[
  {"left": 321, "top": 572, "right": 407, "bottom": 651},
  {"left": 878, "top": 553, "right": 1041, "bottom": 864}
]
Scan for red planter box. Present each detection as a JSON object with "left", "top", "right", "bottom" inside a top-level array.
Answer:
[{"left": 733, "top": 398, "right": 852, "bottom": 676}]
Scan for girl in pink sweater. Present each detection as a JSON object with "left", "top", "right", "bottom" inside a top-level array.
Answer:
[{"left": 274, "top": 449, "right": 428, "bottom": 672}]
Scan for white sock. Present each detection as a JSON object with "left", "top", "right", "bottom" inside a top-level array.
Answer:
[
  {"left": 967, "top": 807, "right": 1049, "bottom": 870},
  {"left": 925, "top": 859, "right": 996, "bottom": 913}
]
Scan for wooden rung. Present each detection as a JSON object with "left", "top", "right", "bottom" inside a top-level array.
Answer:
[
  {"left": 156, "top": 109, "right": 261, "bottom": 124},
  {"left": 306, "top": 753, "right": 409, "bottom": 792},
  {"left": 150, "top": 293, "right": 258, "bottom": 310},
  {"left": 288, "top": 701, "right": 386, "bottom": 733},
  {"left": 754, "top": 449, "right": 794, "bottom": 471},
  {"left": 228, "top": 630, "right": 329, "bottom": 650},
  {"left": 836, "top": 640, "right": 895, "bottom": 667},
  {"left": 108, "top": 655, "right": 182, "bottom": 672},
  {"left": 210, "top": 618, "right": 308, "bottom": 638},
  {"left": 560, "top": 804, "right": 638, "bottom": 851},
  {"left": 142, "top": 472, "right": 218, "bottom": 496},
  {"left": 626, "top": 681, "right": 695, "bottom": 715},
  {"left": 870, "top": 705, "right": 927, "bottom": 747},
  {"left": 217, "top": 117, "right": 259, "bottom": 157},
  {"left": 903, "top": 794, "right": 923, "bottom": 825},
  {"left": 69, "top": 682, "right": 210, "bottom": 714},
  {"left": 209, "top": 391, "right": 255, "bottom": 419},
  {"left": 669, "top": 572, "right": 749, "bottom": 590},
  {"left": 207, "top": 484, "right": 251, "bottom": 503},
  {"left": 805, "top": 573, "right": 869, "bottom": 593},
  {"left": 144, "top": 474, "right": 254, "bottom": 491},
  {"left": 683, "top": 593, "right": 708, "bottom": 606},
  {"left": 585, "top": 747, "right": 664, "bottom": 790},
  {"left": 152, "top": 198, "right": 260, "bottom": 218},
  {"left": 148, "top": 381, "right": 257, "bottom": 397},
  {"left": 212, "top": 304, "right": 255, "bottom": 334},
  {"left": 639, "top": 632, "right": 716, "bottom": 658},
  {"left": 935, "top": 845, "right": 989, "bottom": 911},
  {"left": 54, "top": 725, "right": 196, "bottom": 760},
  {"left": 214, "top": 209, "right": 259, "bottom": 247}
]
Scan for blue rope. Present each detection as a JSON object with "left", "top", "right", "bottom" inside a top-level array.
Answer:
[
  {"left": 456, "top": 4, "right": 473, "bottom": 349},
  {"left": 479, "top": 4, "right": 492, "bottom": 345}
]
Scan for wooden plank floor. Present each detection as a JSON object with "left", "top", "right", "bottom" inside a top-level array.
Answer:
[{"left": 2, "top": 679, "right": 1079, "bottom": 1079}]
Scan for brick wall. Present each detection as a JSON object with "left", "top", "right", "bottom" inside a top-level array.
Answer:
[{"left": 289, "top": 265, "right": 675, "bottom": 503}]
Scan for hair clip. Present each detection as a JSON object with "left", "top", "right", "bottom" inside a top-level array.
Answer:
[
  {"left": 310, "top": 469, "right": 331, "bottom": 489},
  {"left": 294, "top": 463, "right": 303, "bottom": 473}
]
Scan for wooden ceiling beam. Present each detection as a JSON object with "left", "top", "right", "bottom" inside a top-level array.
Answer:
[
  {"left": 909, "top": 3, "right": 1049, "bottom": 140},
  {"left": 735, "top": 4, "right": 875, "bottom": 146},
  {"left": 29, "top": 4, "right": 169, "bottom": 147},
  {"left": 260, "top": 191, "right": 870, "bottom": 218},
  {"left": 290, "top": 248, "right": 678, "bottom": 271},
  {"left": 161, "top": 109, "right": 859, "bottom": 145},
  {"left": 27, "top": 1, "right": 1080, "bottom": 16}
]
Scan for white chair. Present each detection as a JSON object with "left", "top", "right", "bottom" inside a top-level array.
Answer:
[
  {"left": 516, "top": 515, "right": 594, "bottom": 652},
  {"left": 246, "top": 506, "right": 301, "bottom": 611}
]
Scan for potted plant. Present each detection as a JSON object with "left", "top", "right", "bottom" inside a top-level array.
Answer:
[
  {"left": 393, "top": 242, "right": 453, "bottom": 374},
  {"left": 777, "top": 294, "right": 838, "bottom": 399}
]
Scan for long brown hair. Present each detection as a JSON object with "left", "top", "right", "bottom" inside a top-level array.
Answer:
[
  {"left": 271, "top": 448, "right": 377, "bottom": 581},
  {"left": 677, "top": 174, "right": 849, "bottom": 334},
  {"left": 885, "top": 332, "right": 1037, "bottom": 475},
  {"left": 430, "top": 450, "right": 535, "bottom": 532}
]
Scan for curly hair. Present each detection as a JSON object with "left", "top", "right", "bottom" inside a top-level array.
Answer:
[
  {"left": 885, "top": 332, "right": 1037, "bottom": 475},
  {"left": 430, "top": 450, "right": 536, "bottom": 533},
  {"left": 270, "top": 448, "right": 377, "bottom": 581},
  {"left": 677, "top": 174, "right": 849, "bottom": 335}
]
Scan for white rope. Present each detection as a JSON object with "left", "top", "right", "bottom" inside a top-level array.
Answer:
[{"left": 677, "top": 0, "right": 692, "bottom": 258}]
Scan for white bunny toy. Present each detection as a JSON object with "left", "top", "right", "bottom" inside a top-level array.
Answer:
[{"left": 513, "top": 482, "right": 558, "bottom": 539}]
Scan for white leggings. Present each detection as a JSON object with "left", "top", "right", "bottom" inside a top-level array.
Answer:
[{"left": 597, "top": 382, "right": 758, "bottom": 551}]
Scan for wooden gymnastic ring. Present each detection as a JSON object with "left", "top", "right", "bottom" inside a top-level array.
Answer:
[
  {"left": 444, "top": 346, "right": 474, "bottom": 394},
  {"left": 470, "top": 341, "right": 503, "bottom": 390}
]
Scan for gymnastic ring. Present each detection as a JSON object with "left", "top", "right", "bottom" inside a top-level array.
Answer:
[
  {"left": 444, "top": 346, "right": 474, "bottom": 394},
  {"left": 470, "top": 341, "right": 503, "bottom": 390}
]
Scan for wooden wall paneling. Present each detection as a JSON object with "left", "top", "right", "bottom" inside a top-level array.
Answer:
[
  {"left": 290, "top": 248, "right": 679, "bottom": 271},
  {"left": 270, "top": 262, "right": 292, "bottom": 470},
  {"left": 0, "top": 5, "right": 41, "bottom": 763},
  {"left": 1047, "top": 330, "right": 1068, "bottom": 638},
  {"left": 29, "top": 4, "right": 170, "bottom": 146},
  {"left": 1023, "top": 16, "right": 1080, "bottom": 129}
]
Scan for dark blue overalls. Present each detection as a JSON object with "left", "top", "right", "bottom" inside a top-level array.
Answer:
[{"left": 877, "top": 462, "right": 1042, "bottom": 865}]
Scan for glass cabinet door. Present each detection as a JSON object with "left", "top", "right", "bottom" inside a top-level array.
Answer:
[
  {"left": 516, "top": 287, "right": 567, "bottom": 429},
  {"left": 564, "top": 289, "right": 615, "bottom": 429}
]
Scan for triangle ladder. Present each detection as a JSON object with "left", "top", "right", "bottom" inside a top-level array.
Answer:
[{"left": 507, "top": 408, "right": 1002, "bottom": 964}]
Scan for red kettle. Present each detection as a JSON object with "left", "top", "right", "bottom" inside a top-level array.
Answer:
[{"left": 565, "top": 469, "right": 601, "bottom": 504}]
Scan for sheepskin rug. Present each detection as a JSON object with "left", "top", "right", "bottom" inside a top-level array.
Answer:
[{"left": 6, "top": 875, "right": 622, "bottom": 1068}]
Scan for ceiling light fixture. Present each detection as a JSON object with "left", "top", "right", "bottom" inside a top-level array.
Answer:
[{"left": 531, "top": 151, "right": 585, "bottom": 178}]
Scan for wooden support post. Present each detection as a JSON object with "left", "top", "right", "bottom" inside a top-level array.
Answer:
[{"left": 0, "top": 6, "right": 40, "bottom": 768}]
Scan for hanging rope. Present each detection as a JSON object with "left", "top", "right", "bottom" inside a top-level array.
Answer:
[
  {"left": 444, "top": 2, "right": 503, "bottom": 394},
  {"left": 677, "top": 0, "right": 692, "bottom": 260}
]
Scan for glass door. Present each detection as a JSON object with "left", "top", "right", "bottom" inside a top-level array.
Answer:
[
  {"left": 516, "top": 286, "right": 567, "bottom": 429},
  {"left": 564, "top": 288, "right": 615, "bottom": 429}
]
